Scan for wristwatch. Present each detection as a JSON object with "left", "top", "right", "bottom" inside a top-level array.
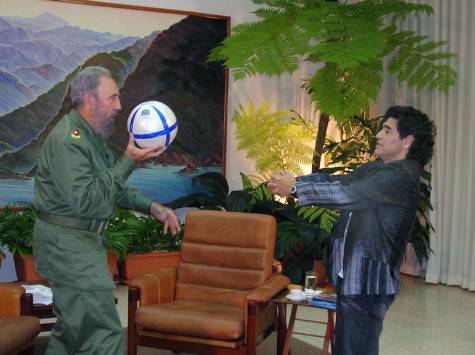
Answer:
[{"left": 289, "top": 183, "right": 298, "bottom": 197}]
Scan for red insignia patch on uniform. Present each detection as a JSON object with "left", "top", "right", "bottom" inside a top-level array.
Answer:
[{"left": 71, "top": 128, "right": 81, "bottom": 139}]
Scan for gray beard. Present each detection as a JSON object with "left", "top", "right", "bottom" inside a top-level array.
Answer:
[
  {"left": 94, "top": 110, "right": 114, "bottom": 139},
  {"left": 97, "top": 121, "right": 112, "bottom": 139}
]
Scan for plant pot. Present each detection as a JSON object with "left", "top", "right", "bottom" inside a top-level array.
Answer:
[
  {"left": 14, "top": 252, "right": 118, "bottom": 283},
  {"left": 107, "top": 251, "right": 119, "bottom": 282},
  {"left": 119, "top": 251, "right": 180, "bottom": 283},
  {"left": 13, "top": 253, "right": 44, "bottom": 282},
  {"left": 313, "top": 259, "right": 328, "bottom": 287},
  {"left": 272, "top": 259, "right": 283, "bottom": 274}
]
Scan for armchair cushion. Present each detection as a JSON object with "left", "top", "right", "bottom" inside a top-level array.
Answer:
[
  {"left": 0, "top": 316, "right": 40, "bottom": 354},
  {"left": 0, "top": 283, "right": 24, "bottom": 317},
  {"left": 136, "top": 300, "right": 243, "bottom": 340},
  {"left": 128, "top": 267, "right": 176, "bottom": 306},
  {"left": 246, "top": 274, "right": 290, "bottom": 303}
]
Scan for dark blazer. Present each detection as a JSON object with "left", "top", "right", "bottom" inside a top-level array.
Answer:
[{"left": 295, "top": 159, "right": 421, "bottom": 295}]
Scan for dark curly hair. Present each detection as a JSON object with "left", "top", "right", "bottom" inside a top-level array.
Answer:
[{"left": 384, "top": 106, "right": 436, "bottom": 166}]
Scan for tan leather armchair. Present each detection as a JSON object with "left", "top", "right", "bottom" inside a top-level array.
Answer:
[
  {"left": 0, "top": 284, "right": 40, "bottom": 355},
  {"left": 128, "top": 210, "right": 290, "bottom": 355}
]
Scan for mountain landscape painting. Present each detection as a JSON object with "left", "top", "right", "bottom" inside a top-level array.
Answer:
[{"left": 0, "top": 0, "right": 229, "bottom": 206}]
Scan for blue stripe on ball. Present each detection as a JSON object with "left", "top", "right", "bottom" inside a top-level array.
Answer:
[
  {"left": 129, "top": 106, "right": 141, "bottom": 133},
  {"left": 133, "top": 122, "right": 177, "bottom": 145},
  {"left": 152, "top": 105, "right": 171, "bottom": 146}
]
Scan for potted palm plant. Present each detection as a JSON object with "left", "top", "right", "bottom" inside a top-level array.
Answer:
[
  {"left": 0, "top": 206, "right": 40, "bottom": 282},
  {"left": 0, "top": 206, "right": 129, "bottom": 282},
  {"left": 107, "top": 208, "right": 183, "bottom": 283}
]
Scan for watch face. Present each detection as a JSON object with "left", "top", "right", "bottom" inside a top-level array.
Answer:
[{"left": 289, "top": 184, "right": 297, "bottom": 194}]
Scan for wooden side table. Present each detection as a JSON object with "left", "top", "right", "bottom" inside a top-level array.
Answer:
[{"left": 273, "top": 289, "right": 336, "bottom": 355}]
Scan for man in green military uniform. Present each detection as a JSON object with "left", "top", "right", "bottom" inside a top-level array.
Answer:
[{"left": 33, "top": 66, "right": 180, "bottom": 355}]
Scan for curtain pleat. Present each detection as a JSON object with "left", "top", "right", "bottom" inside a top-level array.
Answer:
[{"left": 373, "top": 0, "right": 475, "bottom": 290}]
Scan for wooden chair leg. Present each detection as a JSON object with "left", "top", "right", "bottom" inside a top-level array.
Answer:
[
  {"left": 127, "top": 287, "right": 140, "bottom": 355},
  {"left": 276, "top": 303, "right": 287, "bottom": 355},
  {"left": 282, "top": 304, "right": 298, "bottom": 355},
  {"left": 322, "top": 310, "right": 335, "bottom": 355},
  {"left": 246, "top": 303, "right": 258, "bottom": 355}
]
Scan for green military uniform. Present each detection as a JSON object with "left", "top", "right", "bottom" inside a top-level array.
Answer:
[{"left": 33, "top": 109, "right": 152, "bottom": 355}]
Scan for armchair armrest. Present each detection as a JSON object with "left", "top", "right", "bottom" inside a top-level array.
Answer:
[
  {"left": 246, "top": 274, "right": 290, "bottom": 303},
  {"left": 0, "top": 284, "right": 25, "bottom": 317},
  {"left": 128, "top": 267, "right": 177, "bottom": 306}
]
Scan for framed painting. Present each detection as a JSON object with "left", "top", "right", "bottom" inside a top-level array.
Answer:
[{"left": 0, "top": 0, "right": 229, "bottom": 206}]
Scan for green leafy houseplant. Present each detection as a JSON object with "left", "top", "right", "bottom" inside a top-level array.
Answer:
[
  {"left": 106, "top": 208, "right": 183, "bottom": 282},
  {"left": 234, "top": 102, "right": 316, "bottom": 177},
  {"left": 0, "top": 206, "right": 36, "bottom": 256},
  {"left": 231, "top": 103, "right": 340, "bottom": 280},
  {"left": 0, "top": 206, "right": 158, "bottom": 262},
  {"left": 209, "top": 0, "right": 456, "bottom": 170},
  {"left": 0, "top": 206, "right": 40, "bottom": 281},
  {"left": 105, "top": 208, "right": 183, "bottom": 260}
]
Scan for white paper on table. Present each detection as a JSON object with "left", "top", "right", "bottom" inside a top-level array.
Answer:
[
  {"left": 304, "top": 289, "right": 324, "bottom": 297},
  {"left": 21, "top": 284, "right": 53, "bottom": 305}
]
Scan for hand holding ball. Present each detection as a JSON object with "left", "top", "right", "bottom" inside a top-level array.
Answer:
[{"left": 127, "top": 101, "right": 178, "bottom": 149}]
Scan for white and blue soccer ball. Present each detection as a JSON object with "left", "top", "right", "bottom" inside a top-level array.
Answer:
[{"left": 127, "top": 101, "right": 178, "bottom": 149}]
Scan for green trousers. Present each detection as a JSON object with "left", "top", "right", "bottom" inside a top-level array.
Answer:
[
  {"left": 46, "top": 286, "right": 124, "bottom": 355},
  {"left": 33, "top": 219, "right": 124, "bottom": 355}
]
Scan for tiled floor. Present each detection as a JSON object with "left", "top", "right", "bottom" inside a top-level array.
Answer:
[{"left": 34, "top": 275, "right": 475, "bottom": 354}]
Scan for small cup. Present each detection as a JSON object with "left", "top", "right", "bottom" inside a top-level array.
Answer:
[{"left": 289, "top": 289, "right": 304, "bottom": 299}]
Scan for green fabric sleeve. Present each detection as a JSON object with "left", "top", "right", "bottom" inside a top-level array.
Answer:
[
  {"left": 112, "top": 155, "right": 153, "bottom": 214},
  {"left": 110, "top": 155, "right": 136, "bottom": 181}
]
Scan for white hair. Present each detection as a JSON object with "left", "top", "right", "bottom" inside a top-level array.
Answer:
[{"left": 70, "top": 66, "right": 112, "bottom": 108}]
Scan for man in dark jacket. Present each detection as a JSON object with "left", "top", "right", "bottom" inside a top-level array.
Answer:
[{"left": 268, "top": 106, "right": 436, "bottom": 355}]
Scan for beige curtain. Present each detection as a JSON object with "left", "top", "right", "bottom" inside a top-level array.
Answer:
[{"left": 373, "top": 0, "right": 475, "bottom": 290}]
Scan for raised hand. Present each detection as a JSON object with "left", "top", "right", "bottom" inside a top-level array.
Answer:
[
  {"left": 268, "top": 172, "right": 296, "bottom": 196},
  {"left": 125, "top": 134, "right": 166, "bottom": 162},
  {"left": 150, "top": 202, "right": 181, "bottom": 235}
]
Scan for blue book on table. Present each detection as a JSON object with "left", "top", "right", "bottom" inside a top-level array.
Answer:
[{"left": 308, "top": 299, "right": 337, "bottom": 310}]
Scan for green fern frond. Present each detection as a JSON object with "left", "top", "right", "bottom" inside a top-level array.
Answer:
[
  {"left": 209, "top": 12, "right": 309, "bottom": 80},
  {"left": 387, "top": 31, "right": 457, "bottom": 94},
  {"left": 252, "top": 0, "right": 306, "bottom": 10},
  {"left": 297, "top": 206, "right": 338, "bottom": 234},
  {"left": 253, "top": 7, "right": 287, "bottom": 19},
  {"left": 209, "top": 0, "right": 455, "bottom": 119},
  {"left": 307, "top": 60, "right": 383, "bottom": 122},
  {"left": 234, "top": 102, "right": 316, "bottom": 176}
]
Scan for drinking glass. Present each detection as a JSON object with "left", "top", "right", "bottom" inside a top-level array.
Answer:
[{"left": 304, "top": 270, "right": 318, "bottom": 296}]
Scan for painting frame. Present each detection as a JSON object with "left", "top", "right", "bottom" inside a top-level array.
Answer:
[{"left": 0, "top": 0, "right": 230, "bottom": 206}]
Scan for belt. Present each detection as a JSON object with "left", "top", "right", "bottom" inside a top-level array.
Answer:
[{"left": 38, "top": 211, "right": 110, "bottom": 235}]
